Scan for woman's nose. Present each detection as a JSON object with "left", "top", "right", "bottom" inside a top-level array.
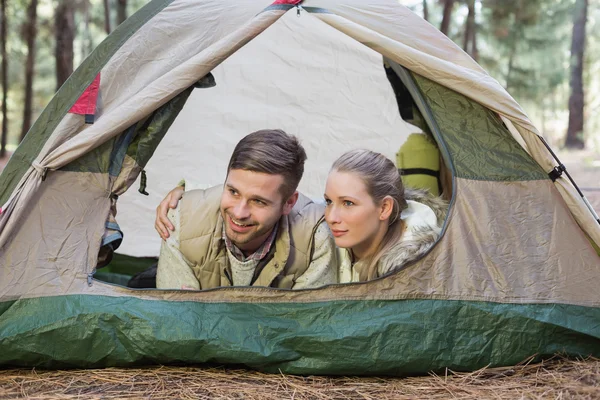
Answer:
[{"left": 325, "top": 206, "right": 340, "bottom": 224}]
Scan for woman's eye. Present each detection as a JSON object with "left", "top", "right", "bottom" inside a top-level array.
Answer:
[
  {"left": 324, "top": 199, "right": 332, "bottom": 206},
  {"left": 343, "top": 200, "right": 354, "bottom": 207}
]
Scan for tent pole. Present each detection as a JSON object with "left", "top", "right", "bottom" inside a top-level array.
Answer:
[{"left": 537, "top": 135, "right": 600, "bottom": 225}]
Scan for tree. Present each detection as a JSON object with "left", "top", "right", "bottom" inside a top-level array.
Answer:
[
  {"left": 55, "top": 0, "right": 75, "bottom": 90},
  {"left": 117, "top": 0, "right": 127, "bottom": 25},
  {"left": 423, "top": 0, "right": 429, "bottom": 21},
  {"left": 20, "top": 0, "right": 38, "bottom": 142},
  {"left": 440, "top": 0, "right": 455, "bottom": 35},
  {"left": 478, "top": 0, "right": 569, "bottom": 97},
  {"left": 565, "top": 0, "right": 588, "bottom": 149},
  {"left": 103, "top": 0, "right": 111, "bottom": 34},
  {"left": 462, "top": 0, "right": 478, "bottom": 61},
  {"left": 0, "top": 0, "right": 7, "bottom": 157}
]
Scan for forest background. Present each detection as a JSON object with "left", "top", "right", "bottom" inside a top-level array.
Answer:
[{"left": 0, "top": 0, "right": 597, "bottom": 158}]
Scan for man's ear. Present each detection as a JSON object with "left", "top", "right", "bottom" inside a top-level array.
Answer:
[
  {"left": 282, "top": 191, "right": 299, "bottom": 215},
  {"left": 379, "top": 196, "right": 394, "bottom": 221}
]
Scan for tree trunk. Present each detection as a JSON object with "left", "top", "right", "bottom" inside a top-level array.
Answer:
[
  {"left": 80, "top": 0, "right": 92, "bottom": 60},
  {"left": 440, "top": 0, "right": 455, "bottom": 35},
  {"left": 20, "top": 0, "right": 38, "bottom": 143},
  {"left": 463, "top": 0, "right": 475, "bottom": 56},
  {"left": 471, "top": 15, "right": 479, "bottom": 62},
  {"left": 0, "top": 0, "right": 7, "bottom": 157},
  {"left": 55, "top": 0, "right": 75, "bottom": 91},
  {"left": 117, "top": 0, "right": 127, "bottom": 25},
  {"left": 505, "top": 46, "right": 516, "bottom": 91},
  {"left": 565, "top": 0, "right": 587, "bottom": 149},
  {"left": 422, "top": 0, "right": 429, "bottom": 21},
  {"left": 103, "top": 0, "right": 111, "bottom": 34}
]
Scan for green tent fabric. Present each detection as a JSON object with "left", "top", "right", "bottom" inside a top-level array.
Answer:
[{"left": 0, "top": 0, "right": 599, "bottom": 375}]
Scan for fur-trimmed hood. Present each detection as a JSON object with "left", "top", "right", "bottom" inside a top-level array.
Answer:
[{"left": 377, "top": 188, "right": 448, "bottom": 277}]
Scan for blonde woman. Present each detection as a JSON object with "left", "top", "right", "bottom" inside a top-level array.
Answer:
[{"left": 324, "top": 149, "right": 447, "bottom": 283}]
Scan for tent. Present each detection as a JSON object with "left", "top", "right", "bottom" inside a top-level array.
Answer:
[{"left": 1, "top": 0, "right": 599, "bottom": 375}]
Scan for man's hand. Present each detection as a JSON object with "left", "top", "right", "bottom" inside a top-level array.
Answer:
[{"left": 155, "top": 186, "right": 185, "bottom": 240}]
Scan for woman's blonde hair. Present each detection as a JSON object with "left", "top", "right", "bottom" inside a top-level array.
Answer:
[{"left": 332, "top": 149, "right": 408, "bottom": 281}]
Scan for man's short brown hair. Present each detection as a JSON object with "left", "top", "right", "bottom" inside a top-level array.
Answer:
[{"left": 227, "top": 129, "right": 307, "bottom": 199}]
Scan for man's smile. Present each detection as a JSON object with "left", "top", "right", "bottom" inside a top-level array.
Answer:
[{"left": 227, "top": 214, "right": 255, "bottom": 233}]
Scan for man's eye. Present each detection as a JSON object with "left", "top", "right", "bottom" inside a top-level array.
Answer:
[
  {"left": 253, "top": 199, "right": 265, "bottom": 206},
  {"left": 229, "top": 189, "right": 238, "bottom": 196},
  {"left": 343, "top": 200, "right": 354, "bottom": 207}
]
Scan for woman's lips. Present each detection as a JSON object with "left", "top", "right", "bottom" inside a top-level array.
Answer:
[{"left": 331, "top": 229, "right": 347, "bottom": 238}]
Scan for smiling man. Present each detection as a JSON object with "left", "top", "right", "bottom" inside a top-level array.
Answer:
[{"left": 154, "top": 129, "right": 338, "bottom": 290}]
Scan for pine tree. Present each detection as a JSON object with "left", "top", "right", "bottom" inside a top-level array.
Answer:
[
  {"left": 565, "top": 0, "right": 587, "bottom": 148},
  {"left": 20, "top": 0, "right": 38, "bottom": 142},
  {"left": 55, "top": 0, "right": 75, "bottom": 90}
]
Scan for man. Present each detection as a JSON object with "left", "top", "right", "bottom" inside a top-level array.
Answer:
[{"left": 154, "top": 129, "right": 337, "bottom": 290}]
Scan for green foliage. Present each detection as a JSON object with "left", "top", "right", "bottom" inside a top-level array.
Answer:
[{"left": 479, "top": 0, "right": 571, "bottom": 100}]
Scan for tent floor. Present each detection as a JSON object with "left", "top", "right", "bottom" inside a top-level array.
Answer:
[{"left": 95, "top": 253, "right": 157, "bottom": 287}]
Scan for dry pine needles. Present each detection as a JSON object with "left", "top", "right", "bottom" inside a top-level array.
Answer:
[{"left": 0, "top": 356, "right": 599, "bottom": 400}]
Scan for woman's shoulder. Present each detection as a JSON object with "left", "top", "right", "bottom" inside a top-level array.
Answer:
[{"left": 377, "top": 189, "right": 448, "bottom": 277}]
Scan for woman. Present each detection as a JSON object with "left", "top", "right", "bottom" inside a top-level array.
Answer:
[{"left": 324, "top": 149, "right": 447, "bottom": 283}]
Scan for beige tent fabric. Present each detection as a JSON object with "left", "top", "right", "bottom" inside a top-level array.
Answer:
[
  {"left": 0, "top": 114, "right": 85, "bottom": 248},
  {"left": 513, "top": 123, "right": 600, "bottom": 244},
  {"left": 311, "top": 0, "right": 489, "bottom": 74},
  {"left": 15, "top": 178, "right": 596, "bottom": 307},
  {"left": 4, "top": 173, "right": 599, "bottom": 307},
  {"left": 0, "top": 5, "right": 288, "bottom": 253},
  {"left": 0, "top": 171, "right": 110, "bottom": 301},
  {"left": 503, "top": 108, "right": 600, "bottom": 247}
]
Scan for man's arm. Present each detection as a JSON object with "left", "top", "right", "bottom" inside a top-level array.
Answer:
[
  {"left": 292, "top": 221, "right": 338, "bottom": 289},
  {"left": 156, "top": 206, "right": 201, "bottom": 290}
]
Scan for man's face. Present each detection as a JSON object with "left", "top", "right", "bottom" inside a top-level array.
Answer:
[{"left": 220, "top": 169, "right": 296, "bottom": 253}]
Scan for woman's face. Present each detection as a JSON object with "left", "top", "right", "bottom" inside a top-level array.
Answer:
[{"left": 324, "top": 170, "right": 390, "bottom": 260}]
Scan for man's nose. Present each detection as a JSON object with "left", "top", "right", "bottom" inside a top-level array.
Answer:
[{"left": 232, "top": 201, "right": 251, "bottom": 220}]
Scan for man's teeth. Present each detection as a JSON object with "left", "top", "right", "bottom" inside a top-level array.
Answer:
[{"left": 232, "top": 219, "right": 250, "bottom": 227}]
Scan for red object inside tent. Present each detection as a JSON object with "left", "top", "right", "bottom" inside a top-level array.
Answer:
[{"left": 69, "top": 74, "right": 100, "bottom": 115}]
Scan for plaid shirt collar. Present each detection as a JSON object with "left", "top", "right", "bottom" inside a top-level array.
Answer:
[{"left": 222, "top": 222, "right": 278, "bottom": 262}]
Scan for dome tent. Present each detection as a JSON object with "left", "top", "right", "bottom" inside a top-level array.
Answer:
[{"left": 0, "top": 0, "right": 599, "bottom": 375}]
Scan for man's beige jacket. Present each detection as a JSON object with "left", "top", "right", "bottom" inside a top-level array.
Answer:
[{"left": 159, "top": 185, "right": 335, "bottom": 290}]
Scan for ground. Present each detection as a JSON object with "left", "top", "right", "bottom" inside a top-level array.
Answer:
[{"left": 0, "top": 356, "right": 599, "bottom": 399}]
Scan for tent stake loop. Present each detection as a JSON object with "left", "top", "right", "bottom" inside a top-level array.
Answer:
[{"left": 548, "top": 164, "right": 566, "bottom": 182}]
